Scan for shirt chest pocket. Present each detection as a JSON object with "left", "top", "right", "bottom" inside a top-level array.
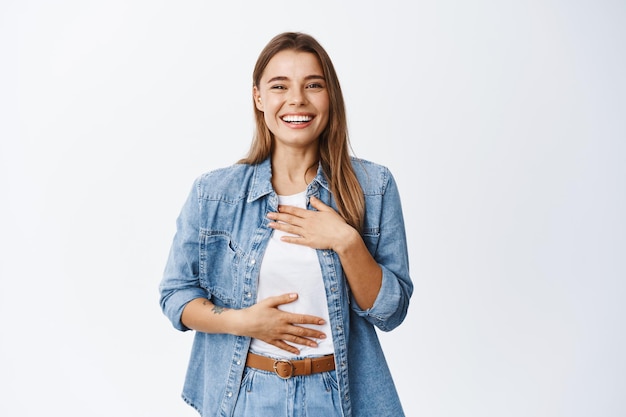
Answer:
[{"left": 199, "top": 231, "right": 242, "bottom": 306}]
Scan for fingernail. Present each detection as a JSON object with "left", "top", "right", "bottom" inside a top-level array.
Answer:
[{"left": 289, "top": 293, "right": 297, "bottom": 299}]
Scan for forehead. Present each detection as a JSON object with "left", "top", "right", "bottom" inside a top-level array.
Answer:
[{"left": 261, "top": 50, "right": 324, "bottom": 80}]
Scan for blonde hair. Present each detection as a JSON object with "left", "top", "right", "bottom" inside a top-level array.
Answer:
[{"left": 239, "top": 32, "right": 365, "bottom": 230}]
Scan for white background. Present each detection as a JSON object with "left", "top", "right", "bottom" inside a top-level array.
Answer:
[{"left": 1, "top": 1, "right": 625, "bottom": 416}]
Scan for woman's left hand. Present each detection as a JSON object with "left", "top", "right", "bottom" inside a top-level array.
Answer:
[{"left": 267, "top": 196, "right": 358, "bottom": 252}]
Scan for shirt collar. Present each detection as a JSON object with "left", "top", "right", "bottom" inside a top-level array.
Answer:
[{"left": 247, "top": 157, "right": 331, "bottom": 203}]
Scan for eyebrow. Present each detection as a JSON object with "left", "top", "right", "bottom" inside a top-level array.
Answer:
[{"left": 266, "top": 74, "right": 325, "bottom": 84}]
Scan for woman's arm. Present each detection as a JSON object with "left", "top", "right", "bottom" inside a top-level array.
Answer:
[
  {"left": 266, "top": 170, "right": 412, "bottom": 328},
  {"left": 180, "top": 294, "right": 327, "bottom": 355},
  {"left": 330, "top": 225, "right": 382, "bottom": 309}
]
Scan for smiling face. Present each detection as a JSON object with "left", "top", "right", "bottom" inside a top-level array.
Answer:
[{"left": 253, "top": 50, "right": 330, "bottom": 154}]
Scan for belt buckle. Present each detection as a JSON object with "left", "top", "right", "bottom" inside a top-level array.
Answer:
[{"left": 273, "top": 359, "right": 295, "bottom": 379}]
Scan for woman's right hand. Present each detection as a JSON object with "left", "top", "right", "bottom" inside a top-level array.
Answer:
[{"left": 236, "top": 293, "right": 326, "bottom": 355}]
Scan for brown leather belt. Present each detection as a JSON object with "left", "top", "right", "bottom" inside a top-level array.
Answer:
[{"left": 245, "top": 352, "right": 335, "bottom": 379}]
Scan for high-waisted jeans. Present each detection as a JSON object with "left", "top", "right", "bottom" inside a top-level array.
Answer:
[{"left": 232, "top": 366, "right": 342, "bottom": 417}]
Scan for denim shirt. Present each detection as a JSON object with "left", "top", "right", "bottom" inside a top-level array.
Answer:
[{"left": 160, "top": 157, "right": 413, "bottom": 417}]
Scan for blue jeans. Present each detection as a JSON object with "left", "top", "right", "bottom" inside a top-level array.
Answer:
[{"left": 232, "top": 367, "right": 342, "bottom": 417}]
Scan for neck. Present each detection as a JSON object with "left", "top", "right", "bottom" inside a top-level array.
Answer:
[{"left": 271, "top": 149, "right": 319, "bottom": 196}]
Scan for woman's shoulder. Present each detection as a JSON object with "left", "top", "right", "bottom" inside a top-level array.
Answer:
[
  {"left": 193, "top": 163, "right": 256, "bottom": 198},
  {"left": 349, "top": 156, "right": 389, "bottom": 173},
  {"left": 197, "top": 162, "right": 252, "bottom": 180},
  {"left": 349, "top": 156, "right": 394, "bottom": 194}
]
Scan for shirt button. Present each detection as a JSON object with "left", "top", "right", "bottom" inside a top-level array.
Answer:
[
  {"left": 236, "top": 360, "right": 242, "bottom": 365},
  {"left": 245, "top": 292, "right": 252, "bottom": 298},
  {"left": 250, "top": 259, "right": 256, "bottom": 265},
  {"left": 227, "top": 392, "right": 233, "bottom": 398}
]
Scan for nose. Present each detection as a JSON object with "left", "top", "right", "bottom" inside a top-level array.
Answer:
[{"left": 288, "top": 88, "right": 306, "bottom": 105}]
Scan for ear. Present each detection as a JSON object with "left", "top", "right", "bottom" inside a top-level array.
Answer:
[{"left": 253, "top": 86, "right": 263, "bottom": 111}]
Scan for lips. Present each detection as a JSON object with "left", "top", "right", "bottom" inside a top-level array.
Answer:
[{"left": 281, "top": 114, "right": 313, "bottom": 124}]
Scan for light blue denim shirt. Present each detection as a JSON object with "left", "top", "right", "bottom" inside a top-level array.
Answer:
[{"left": 160, "top": 156, "right": 413, "bottom": 417}]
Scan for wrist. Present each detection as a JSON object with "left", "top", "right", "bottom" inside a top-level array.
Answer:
[
  {"left": 332, "top": 225, "right": 361, "bottom": 255},
  {"left": 227, "top": 308, "right": 245, "bottom": 336}
]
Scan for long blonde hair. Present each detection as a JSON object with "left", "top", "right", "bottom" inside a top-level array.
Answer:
[{"left": 239, "top": 32, "right": 365, "bottom": 231}]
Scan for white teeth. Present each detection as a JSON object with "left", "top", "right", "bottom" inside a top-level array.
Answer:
[{"left": 282, "top": 115, "right": 312, "bottom": 123}]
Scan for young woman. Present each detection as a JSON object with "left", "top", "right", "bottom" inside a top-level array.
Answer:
[{"left": 160, "top": 32, "right": 413, "bottom": 417}]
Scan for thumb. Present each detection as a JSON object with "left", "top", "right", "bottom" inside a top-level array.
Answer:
[{"left": 309, "top": 196, "right": 330, "bottom": 211}]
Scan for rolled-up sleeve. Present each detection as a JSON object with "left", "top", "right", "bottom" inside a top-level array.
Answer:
[
  {"left": 351, "top": 170, "right": 413, "bottom": 331},
  {"left": 159, "top": 179, "right": 208, "bottom": 331}
]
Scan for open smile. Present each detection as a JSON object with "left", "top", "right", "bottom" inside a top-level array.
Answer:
[{"left": 281, "top": 114, "right": 314, "bottom": 125}]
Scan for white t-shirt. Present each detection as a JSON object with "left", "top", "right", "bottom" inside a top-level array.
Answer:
[{"left": 249, "top": 190, "right": 334, "bottom": 358}]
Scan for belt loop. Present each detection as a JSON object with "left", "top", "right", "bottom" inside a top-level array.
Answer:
[{"left": 304, "top": 357, "right": 312, "bottom": 375}]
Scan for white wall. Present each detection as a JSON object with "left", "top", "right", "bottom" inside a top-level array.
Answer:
[{"left": 1, "top": 1, "right": 624, "bottom": 416}]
